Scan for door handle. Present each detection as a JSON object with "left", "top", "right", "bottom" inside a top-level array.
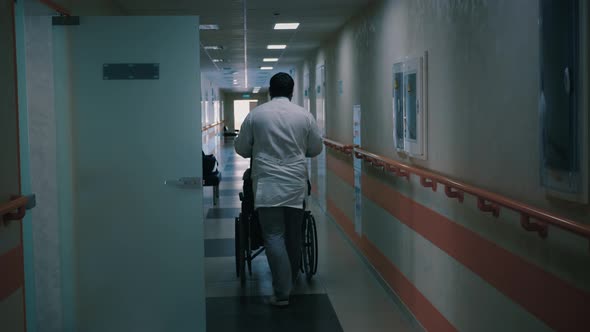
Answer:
[
  {"left": 25, "top": 194, "right": 36, "bottom": 210},
  {"left": 165, "top": 177, "right": 202, "bottom": 189}
]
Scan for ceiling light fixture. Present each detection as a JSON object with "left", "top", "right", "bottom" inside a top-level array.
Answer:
[
  {"left": 267, "top": 44, "right": 287, "bottom": 50},
  {"left": 204, "top": 45, "right": 224, "bottom": 50},
  {"left": 199, "top": 24, "right": 220, "bottom": 30},
  {"left": 274, "top": 23, "right": 300, "bottom": 30},
  {"left": 263, "top": 58, "right": 279, "bottom": 62},
  {"left": 212, "top": 59, "right": 224, "bottom": 63},
  {"left": 260, "top": 66, "right": 274, "bottom": 70}
]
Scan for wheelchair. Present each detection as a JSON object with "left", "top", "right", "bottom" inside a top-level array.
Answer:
[{"left": 235, "top": 169, "right": 318, "bottom": 286}]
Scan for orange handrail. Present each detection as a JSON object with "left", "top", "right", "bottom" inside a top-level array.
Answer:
[
  {"left": 202, "top": 121, "right": 224, "bottom": 132},
  {"left": 322, "top": 137, "right": 590, "bottom": 244},
  {"left": 1, "top": 196, "right": 28, "bottom": 224},
  {"left": 322, "top": 138, "right": 355, "bottom": 156},
  {"left": 354, "top": 147, "right": 590, "bottom": 241}
]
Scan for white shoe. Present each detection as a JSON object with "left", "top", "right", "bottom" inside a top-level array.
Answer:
[{"left": 269, "top": 295, "right": 289, "bottom": 307}]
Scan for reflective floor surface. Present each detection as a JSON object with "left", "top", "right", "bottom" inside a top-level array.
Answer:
[{"left": 203, "top": 138, "right": 422, "bottom": 332}]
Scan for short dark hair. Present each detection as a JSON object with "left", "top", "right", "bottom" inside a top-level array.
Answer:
[{"left": 269, "top": 72, "right": 294, "bottom": 100}]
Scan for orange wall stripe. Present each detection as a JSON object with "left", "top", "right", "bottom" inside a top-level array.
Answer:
[
  {"left": 360, "top": 237, "right": 457, "bottom": 332},
  {"left": 327, "top": 197, "right": 359, "bottom": 245},
  {"left": 0, "top": 245, "right": 25, "bottom": 300},
  {"left": 325, "top": 157, "right": 590, "bottom": 331},
  {"left": 361, "top": 173, "right": 590, "bottom": 331},
  {"left": 327, "top": 198, "right": 457, "bottom": 332}
]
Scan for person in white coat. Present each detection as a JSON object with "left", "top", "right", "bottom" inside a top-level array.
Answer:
[{"left": 235, "top": 72, "right": 323, "bottom": 306}]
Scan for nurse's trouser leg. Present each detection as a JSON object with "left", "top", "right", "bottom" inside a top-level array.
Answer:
[
  {"left": 258, "top": 207, "right": 304, "bottom": 299},
  {"left": 284, "top": 207, "right": 304, "bottom": 282}
]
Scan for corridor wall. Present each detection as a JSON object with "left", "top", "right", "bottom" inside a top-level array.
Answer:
[
  {"left": 304, "top": 0, "right": 590, "bottom": 331},
  {"left": 201, "top": 75, "right": 222, "bottom": 128},
  {"left": 201, "top": 75, "right": 223, "bottom": 156}
]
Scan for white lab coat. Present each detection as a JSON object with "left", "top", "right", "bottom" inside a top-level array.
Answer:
[{"left": 234, "top": 97, "right": 323, "bottom": 209}]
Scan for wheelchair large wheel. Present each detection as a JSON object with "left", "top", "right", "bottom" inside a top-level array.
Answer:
[
  {"left": 235, "top": 215, "right": 247, "bottom": 286},
  {"left": 235, "top": 217, "right": 240, "bottom": 277},
  {"left": 302, "top": 212, "right": 318, "bottom": 280}
]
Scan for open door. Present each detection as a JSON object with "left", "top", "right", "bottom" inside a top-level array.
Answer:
[{"left": 53, "top": 16, "right": 205, "bottom": 331}]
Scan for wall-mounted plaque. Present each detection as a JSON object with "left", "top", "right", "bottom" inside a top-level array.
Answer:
[{"left": 103, "top": 63, "right": 159, "bottom": 80}]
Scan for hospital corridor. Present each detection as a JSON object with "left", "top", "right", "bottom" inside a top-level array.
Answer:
[{"left": 1, "top": 0, "right": 589, "bottom": 331}]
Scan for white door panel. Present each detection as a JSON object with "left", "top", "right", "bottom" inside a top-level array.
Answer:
[{"left": 55, "top": 16, "right": 204, "bottom": 332}]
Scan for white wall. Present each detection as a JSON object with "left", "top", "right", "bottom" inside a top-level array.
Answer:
[
  {"left": 309, "top": 0, "right": 590, "bottom": 225},
  {"left": 305, "top": 0, "right": 590, "bottom": 330},
  {"left": 201, "top": 74, "right": 221, "bottom": 126}
]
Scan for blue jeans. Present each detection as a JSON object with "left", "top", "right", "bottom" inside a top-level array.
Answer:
[{"left": 258, "top": 207, "right": 304, "bottom": 299}]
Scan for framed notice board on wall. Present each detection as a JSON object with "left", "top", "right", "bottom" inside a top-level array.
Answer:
[{"left": 539, "top": 0, "right": 589, "bottom": 203}]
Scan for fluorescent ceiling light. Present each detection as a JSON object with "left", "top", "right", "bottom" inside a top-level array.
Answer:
[
  {"left": 232, "top": 71, "right": 239, "bottom": 75},
  {"left": 199, "top": 24, "right": 220, "bottom": 30},
  {"left": 263, "top": 58, "right": 279, "bottom": 62},
  {"left": 274, "top": 23, "right": 300, "bottom": 30},
  {"left": 260, "top": 66, "right": 273, "bottom": 70},
  {"left": 267, "top": 44, "right": 287, "bottom": 50},
  {"left": 204, "top": 45, "right": 223, "bottom": 50},
  {"left": 212, "top": 59, "right": 223, "bottom": 63}
]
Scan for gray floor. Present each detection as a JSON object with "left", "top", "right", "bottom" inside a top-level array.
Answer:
[
  {"left": 203, "top": 139, "right": 421, "bottom": 332},
  {"left": 207, "top": 295, "right": 343, "bottom": 332}
]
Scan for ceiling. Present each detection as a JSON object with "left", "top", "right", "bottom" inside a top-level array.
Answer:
[{"left": 38, "top": 0, "right": 374, "bottom": 92}]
